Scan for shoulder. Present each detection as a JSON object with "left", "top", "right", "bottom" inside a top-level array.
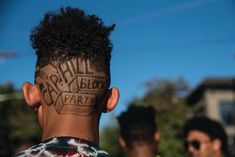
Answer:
[
  {"left": 13, "top": 137, "right": 114, "bottom": 157},
  {"left": 13, "top": 143, "right": 44, "bottom": 157}
]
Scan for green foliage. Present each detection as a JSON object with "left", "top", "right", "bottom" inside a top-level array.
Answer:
[
  {"left": 0, "top": 82, "right": 41, "bottom": 157},
  {"left": 100, "top": 114, "right": 126, "bottom": 157},
  {"left": 131, "top": 78, "right": 190, "bottom": 157},
  {"left": 156, "top": 102, "right": 188, "bottom": 157},
  {"left": 100, "top": 78, "right": 191, "bottom": 157}
]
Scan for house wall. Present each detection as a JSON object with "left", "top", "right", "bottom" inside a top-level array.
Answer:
[
  {"left": 204, "top": 89, "right": 235, "bottom": 138},
  {"left": 190, "top": 96, "right": 206, "bottom": 116}
]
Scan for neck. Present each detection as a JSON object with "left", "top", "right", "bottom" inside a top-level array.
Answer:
[
  {"left": 41, "top": 113, "right": 100, "bottom": 144},
  {"left": 215, "top": 151, "right": 224, "bottom": 157},
  {"left": 128, "top": 143, "right": 157, "bottom": 157}
]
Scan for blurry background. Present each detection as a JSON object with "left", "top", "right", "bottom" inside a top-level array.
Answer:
[{"left": 0, "top": 0, "right": 235, "bottom": 156}]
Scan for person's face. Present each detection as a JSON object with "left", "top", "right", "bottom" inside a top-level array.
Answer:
[{"left": 185, "top": 130, "right": 216, "bottom": 157}]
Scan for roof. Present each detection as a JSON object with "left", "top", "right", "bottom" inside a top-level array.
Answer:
[{"left": 186, "top": 78, "right": 235, "bottom": 105}]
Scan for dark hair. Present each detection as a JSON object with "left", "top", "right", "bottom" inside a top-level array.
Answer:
[
  {"left": 183, "top": 116, "right": 228, "bottom": 154},
  {"left": 30, "top": 7, "right": 115, "bottom": 116},
  {"left": 31, "top": 7, "right": 115, "bottom": 74},
  {"left": 117, "top": 105, "right": 157, "bottom": 148}
]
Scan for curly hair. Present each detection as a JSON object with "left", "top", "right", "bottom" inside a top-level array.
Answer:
[
  {"left": 117, "top": 105, "right": 157, "bottom": 148},
  {"left": 183, "top": 116, "right": 228, "bottom": 154},
  {"left": 30, "top": 7, "right": 115, "bottom": 74}
]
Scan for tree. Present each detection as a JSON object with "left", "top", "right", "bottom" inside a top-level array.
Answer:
[
  {"left": 100, "top": 113, "right": 126, "bottom": 157},
  {"left": 100, "top": 77, "right": 192, "bottom": 157},
  {"left": 132, "top": 77, "right": 192, "bottom": 157},
  {"left": 0, "top": 82, "right": 41, "bottom": 156}
]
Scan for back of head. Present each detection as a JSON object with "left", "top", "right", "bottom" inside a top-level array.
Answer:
[
  {"left": 183, "top": 116, "right": 228, "bottom": 154},
  {"left": 31, "top": 7, "right": 115, "bottom": 116},
  {"left": 118, "top": 105, "right": 157, "bottom": 148}
]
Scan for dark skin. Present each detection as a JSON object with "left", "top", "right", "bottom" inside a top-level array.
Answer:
[
  {"left": 119, "top": 131, "right": 160, "bottom": 157},
  {"left": 128, "top": 142, "right": 158, "bottom": 157},
  {"left": 23, "top": 58, "right": 119, "bottom": 142},
  {"left": 35, "top": 59, "right": 108, "bottom": 116}
]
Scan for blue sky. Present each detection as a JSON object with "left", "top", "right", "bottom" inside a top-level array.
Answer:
[{"left": 0, "top": 0, "right": 235, "bottom": 127}]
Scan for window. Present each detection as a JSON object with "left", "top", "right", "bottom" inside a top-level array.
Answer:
[{"left": 219, "top": 101, "right": 235, "bottom": 126}]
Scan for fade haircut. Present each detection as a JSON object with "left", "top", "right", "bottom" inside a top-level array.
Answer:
[
  {"left": 118, "top": 105, "right": 157, "bottom": 148},
  {"left": 183, "top": 116, "right": 228, "bottom": 154},
  {"left": 30, "top": 7, "right": 115, "bottom": 116}
]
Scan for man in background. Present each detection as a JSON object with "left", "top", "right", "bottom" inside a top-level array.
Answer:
[
  {"left": 15, "top": 7, "right": 119, "bottom": 157},
  {"left": 117, "top": 105, "right": 160, "bottom": 157},
  {"left": 183, "top": 116, "right": 228, "bottom": 157}
]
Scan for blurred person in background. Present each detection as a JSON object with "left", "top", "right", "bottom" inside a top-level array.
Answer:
[
  {"left": 183, "top": 116, "right": 229, "bottom": 157},
  {"left": 117, "top": 105, "right": 160, "bottom": 157},
  {"left": 15, "top": 6, "right": 119, "bottom": 157}
]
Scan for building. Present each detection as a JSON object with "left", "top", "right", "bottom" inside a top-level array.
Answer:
[{"left": 186, "top": 78, "right": 235, "bottom": 156}]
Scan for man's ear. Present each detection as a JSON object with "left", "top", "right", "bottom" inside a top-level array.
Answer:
[
  {"left": 102, "top": 87, "right": 119, "bottom": 113},
  {"left": 119, "top": 136, "right": 127, "bottom": 150},
  {"left": 154, "top": 131, "right": 160, "bottom": 143},
  {"left": 22, "top": 81, "right": 41, "bottom": 109},
  {"left": 212, "top": 138, "right": 222, "bottom": 152}
]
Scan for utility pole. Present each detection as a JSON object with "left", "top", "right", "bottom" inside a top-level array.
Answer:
[
  {"left": 0, "top": 51, "right": 20, "bottom": 102},
  {"left": 0, "top": 92, "right": 23, "bottom": 102}
]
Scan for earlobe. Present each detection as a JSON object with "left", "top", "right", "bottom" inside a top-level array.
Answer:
[
  {"left": 213, "top": 139, "right": 221, "bottom": 151},
  {"left": 119, "top": 136, "right": 127, "bottom": 150},
  {"left": 154, "top": 131, "right": 160, "bottom": 143},
  {"left": 102, "top": 87, "right": 119, "bottom": 113},
  {"left": 22, "top": 81, "right": 41, "bottom": 109}
]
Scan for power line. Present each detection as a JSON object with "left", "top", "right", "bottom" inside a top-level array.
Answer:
[
  {"left": 118, "top": 36, "right": 235, "bottom": 51},
  {"left": 119, "top": 0, "right": 219, "bottom": 26}
]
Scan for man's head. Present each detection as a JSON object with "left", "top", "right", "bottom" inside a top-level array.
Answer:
[
  {"left": 22, "top": 7, "right": 119, "bottom": 130},
  {"left": 183, "top": 116, "right": 228, "bottom": 157},
  {"left": 117, "top": 105, "right": 159, "bottom": 157}
]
